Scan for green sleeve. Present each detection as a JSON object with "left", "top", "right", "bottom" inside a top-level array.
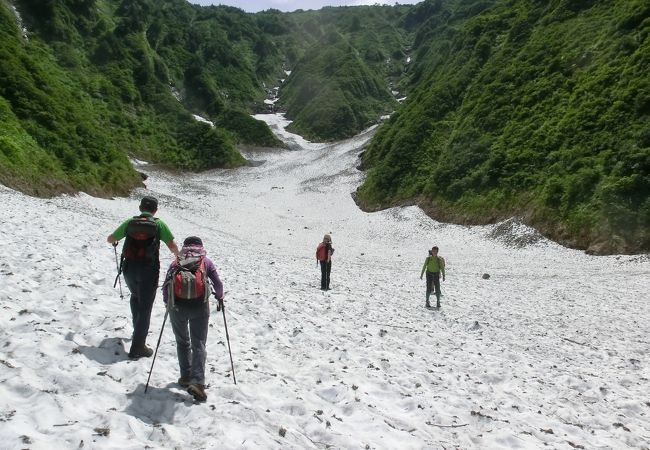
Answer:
[
  {"left": 156, "top": 219, "right": 174, "bottom": 244},
  {"left": 110, "top": 218, "right": 131, "bottom": 241},
  {"left": 421, "top": 257, "right": 429, "bottom": 276},
  {"left": 439, "top": 257, "right": 446, "bottom": 276}
]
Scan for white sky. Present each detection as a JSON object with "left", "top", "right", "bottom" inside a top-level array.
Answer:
[{"left": 188, "top": 0, "right": 422, "bottom": 13}]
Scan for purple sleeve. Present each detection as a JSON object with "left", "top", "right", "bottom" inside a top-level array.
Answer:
[{"left": 205, "top": 258, "right": 224, "bottom": 299}]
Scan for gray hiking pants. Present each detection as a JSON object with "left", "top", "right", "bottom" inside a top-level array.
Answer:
[
  {"left": 169, "top": 302, "right": 210, "bottom": 385},
  {"left": 425, "top": 271, "right": 441, "bottom": 303}
]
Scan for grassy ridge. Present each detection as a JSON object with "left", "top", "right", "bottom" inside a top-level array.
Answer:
[
  {"left": 357, "top": 0, "right": 650, "bottom": 253},
  {"left": 0, "top": 2, "right": 140, "bottom": 195},
  {"left": 0, "top": 0, "right": 280, "bottom": 196},
  {"left": 275, "top": 6, "right": 411, "bottom": 140},
  {"left": 280, "top": 30, "right": 395, "bottom": 140}
]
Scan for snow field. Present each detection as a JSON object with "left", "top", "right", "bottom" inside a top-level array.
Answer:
[{"left": 0, "top": 114, "right": 648, "bottom": 449}]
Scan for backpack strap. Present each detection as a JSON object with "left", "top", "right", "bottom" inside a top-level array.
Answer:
[
  {"left": 163, "top": 260, "right": 177, "bottom": 307},
  {"left": 199, "top": 256, "right": 211, "bottom": 303}
]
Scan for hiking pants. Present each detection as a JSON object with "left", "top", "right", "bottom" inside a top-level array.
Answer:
[
  {"left": 169, "top": 302, "right": 210, "bottom": 385},
  {"left": 320, "top": 261, "right": 331, "bottom": 290},
  {"left": 425, "top": 271, "right": 441, "bottom": 302},
  {"left": 123, "top": 263, "right": 160, "bottom": 347}
]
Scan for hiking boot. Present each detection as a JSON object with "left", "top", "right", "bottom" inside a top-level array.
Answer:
[
  {"left": 128, "top": 344, "right": 153, "bottom": 359},
  {"left": 436, "top": 302, "right": 441, "bottom": 309},
  {"left": 178, "top": 377, "right": 191, "bottom": 387},
  {"left": 425, "top": 301, "right": 431, "bottom": 308},
  {"left": 188, "top": 383, "right": 207, "bottom": 402}
]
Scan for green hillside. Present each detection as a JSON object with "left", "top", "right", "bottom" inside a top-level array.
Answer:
[
  {"left": 357, "top": 0, "right": 650, "bottom": 254},
  {"left": 0, "top": 0, "right": 280, "bottom": 195},
  {"left": 280, "top": 30, "right": 394, "bottom": 140},
  {"left": 270, "top": 6, "right": 412, "bottom": 140}
]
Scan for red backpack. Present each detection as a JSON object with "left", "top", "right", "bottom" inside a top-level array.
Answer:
[
  {"left": 122, "top": 215, "right": 160, "bottom": 263},
  {"left": 316, "top": 243, "right": 328, "bottom": 261},
  {"left": 172, "top": 256, "right": 211, "bottom": 302}
]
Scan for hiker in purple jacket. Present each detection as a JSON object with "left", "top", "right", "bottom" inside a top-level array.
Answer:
[{"left": 162, "top": 236, "right": 223, "bottom": 402}]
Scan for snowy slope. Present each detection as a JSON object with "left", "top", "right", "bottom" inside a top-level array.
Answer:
[{"left": 0, "top": 114, "right": 649, "bottom": 449}]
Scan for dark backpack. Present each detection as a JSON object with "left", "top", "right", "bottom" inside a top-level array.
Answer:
[
  {"left": 171, "top": 256, "right": 211, "bottom": 303},
  {"left": 122, "top": 215, "right": 160, "bottom": 263}
]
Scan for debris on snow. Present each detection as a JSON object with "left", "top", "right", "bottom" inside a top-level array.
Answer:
[{"left": 93, "top": 427, "right": 110, "bottom": 437}]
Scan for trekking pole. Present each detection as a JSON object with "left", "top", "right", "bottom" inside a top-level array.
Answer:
[
  {"left": 145, "top": 310, "right": 168, "bottom": 394},
  {"left": 218, "top": 297, "right": 237, "bottom": 385},
  {"left": 112, "top": 243, "right": 124, "bottom": 300}
]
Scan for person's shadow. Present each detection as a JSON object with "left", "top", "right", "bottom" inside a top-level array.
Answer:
[
  {"left": 124, "top": 383, "right": 192, "bottom": 424},
  {"left": 77, "top": 337, "right": 130, "bottom": 364}
]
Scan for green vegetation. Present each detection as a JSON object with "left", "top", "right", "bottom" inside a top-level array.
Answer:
[
  {"left": 0, "top": 0, "right": 278, "bottom": 195},
  {"left": 280, "top": 30, "right": 394, "bottom": 140},
  {"left": 357, "top": 0, "right": 650, "bottom": 253},
  {"left": 214, "top": 109, "right": 281, "bottom": 148},
  {"left": 0, "top": 0, "right": 413, "bottom": 197},
  {"left": 270, "top": 6, "right": 412, "bottom": 140},
  {"left": 0, "top": 2, "right": 140, "bottom": 196}
]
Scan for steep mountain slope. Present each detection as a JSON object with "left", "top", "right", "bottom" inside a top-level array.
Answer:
[
  {"left": 0, "top": 1, "right": 141, "bottom": 196},
  {"left": 280, "top": 30, "right": 395, "bottom": 140},
  {"left": 0, "top": 0, "right": 282, "bottom": 196},
  {"left": 272, "top": 6, "right": 412, "bottom": 140},
  {"left": 357, "top": 0, "right": 650, "bottom": 253}
]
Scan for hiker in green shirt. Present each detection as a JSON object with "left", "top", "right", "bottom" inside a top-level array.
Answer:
[
  {"left": 420, "top": 246, "right": 446, "bottom": 308},
  {"left": 107, "top": 196, "right": 179, "bottom": 358},
  {"left": 109, "top": 213, "right": 176, "bottom": 245}
]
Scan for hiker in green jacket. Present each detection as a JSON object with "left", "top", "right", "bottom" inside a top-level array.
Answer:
[{"left": 420, "top": 246, "right": 446, "bottom": 308}]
